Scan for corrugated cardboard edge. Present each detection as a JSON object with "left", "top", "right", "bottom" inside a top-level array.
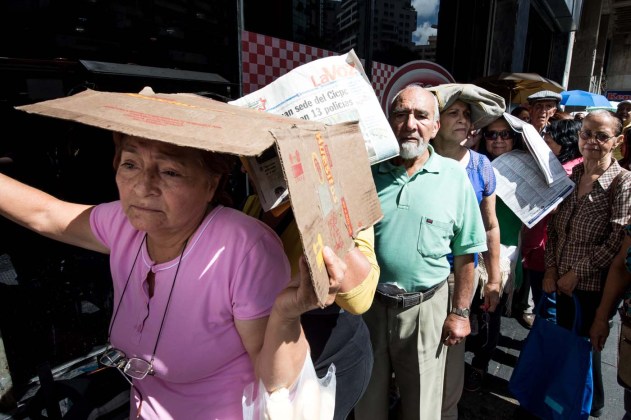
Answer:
[
  {"left": 15, "top": 88, "right": 383, "bottom": 306},
  {"left": 272, "top": 122, "right": 383, "bottom": 304},
  {"left": 15, "top": 88, "right": 326, "bottom": 157}
]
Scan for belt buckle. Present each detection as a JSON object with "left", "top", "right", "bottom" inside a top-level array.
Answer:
[{"left": 401, "top": 292, "right": 422, "bottom": 308}]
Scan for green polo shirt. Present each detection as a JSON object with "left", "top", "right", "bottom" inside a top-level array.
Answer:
[{"left": 372, "top": 145, "right": 487, "bottom": 292}]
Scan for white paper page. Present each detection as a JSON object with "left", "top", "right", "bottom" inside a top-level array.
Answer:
[
  {"left": 230, "top": 50, "right": 399, "bottom": 165},
  {"left": 492, "top": 150, "right": 575, "bottom": 228},
  {"left": 504, "top": 113, "right": 567, "bottom": 186}
]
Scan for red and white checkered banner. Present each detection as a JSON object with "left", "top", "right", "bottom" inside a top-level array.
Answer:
[{"left": 241, "top": 31, "right": 396, "bottom": 101}]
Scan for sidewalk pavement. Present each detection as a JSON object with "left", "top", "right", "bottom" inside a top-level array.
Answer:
[{"left": 458, "top": 314, "right": 625, "bottom": 419}]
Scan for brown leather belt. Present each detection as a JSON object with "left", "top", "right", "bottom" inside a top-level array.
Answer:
[{"left": 375, "top": 279, "right": 447, "bottom": 309}]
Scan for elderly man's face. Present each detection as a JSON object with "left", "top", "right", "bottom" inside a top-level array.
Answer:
[
  {"left": 530, "top": 100, "right": 557, "bottom": 130},
  {"left": 389, "top": 87, "right": 439, "bottom": 159},
  {"left": 617, "top": 102, "right": 631, "bottom": 122}
]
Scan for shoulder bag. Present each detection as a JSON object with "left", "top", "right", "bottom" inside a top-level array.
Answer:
[{"left": 509, "top": 295, "right": 593, "bottom": 419}]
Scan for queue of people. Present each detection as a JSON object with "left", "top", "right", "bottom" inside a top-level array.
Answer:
[{"left": 1, "top": 81, "right": 630, "bottom": 420}]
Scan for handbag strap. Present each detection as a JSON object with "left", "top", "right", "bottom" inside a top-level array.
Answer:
[
  {"left": 536, "top": 294, "right": 583, "bottom": 333},
  {"left": 608, "top": 169, "right": 629, "bottom": 209}
]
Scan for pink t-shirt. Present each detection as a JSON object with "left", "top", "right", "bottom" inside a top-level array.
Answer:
[{"left": 90, "top": 202, "right": 290, "bottom": 419}]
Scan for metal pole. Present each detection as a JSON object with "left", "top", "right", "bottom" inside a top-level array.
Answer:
[
  {"left": 363, "top": 0, "right": 374, "bottom": 83},
  {"left": 236, "top": 0, "right": 244, "bottom": 98}
]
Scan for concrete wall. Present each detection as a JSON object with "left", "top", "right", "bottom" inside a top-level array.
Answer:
[
  {"left": 605, "top": 30, "right": 631, "bottom": 90},
  {"left": 568, "top": 0, "right": 603, "bottom": 90}
]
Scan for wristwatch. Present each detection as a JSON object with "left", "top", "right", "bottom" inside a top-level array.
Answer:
[{"left": 450, "top": 307, "right": 470, "bottom": 318}]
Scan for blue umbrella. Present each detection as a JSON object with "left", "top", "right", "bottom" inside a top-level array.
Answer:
[{"left": 560, "top": 90, "right": 611, "bottom": 107}]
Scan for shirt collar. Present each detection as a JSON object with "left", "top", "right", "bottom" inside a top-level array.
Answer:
[{"left": 597, "top": 158, "right": 623, "bottom": 190}]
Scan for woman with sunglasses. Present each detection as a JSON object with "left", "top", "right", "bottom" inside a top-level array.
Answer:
[
  {"left": 544, "top": 110, "right": 631, "bottom": 417},
  {"left": 0, "top": 133, "right": 346, "bottom": 419},
  {"left": 468, "top": 116, "right": 525, "bottom": 390}
]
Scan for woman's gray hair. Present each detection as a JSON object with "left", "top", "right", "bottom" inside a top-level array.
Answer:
[
  {"left": 389, "top": 84, "right": 440, "bottom": 122},
  {"left": 584, "top": 109, "right": 623, "bottom": 135}
]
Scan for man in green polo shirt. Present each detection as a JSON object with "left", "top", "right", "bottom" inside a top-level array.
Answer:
[{"left": 355, "top": 85, "right": 487, "bottom": 419}]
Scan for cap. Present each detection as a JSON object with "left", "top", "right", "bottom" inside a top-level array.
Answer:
[
  {"left": 527, "top": 90, "right": 562, "bottom": 104},
  {"left": 426, "top": 83, "right": 506, "bottom": 129}
]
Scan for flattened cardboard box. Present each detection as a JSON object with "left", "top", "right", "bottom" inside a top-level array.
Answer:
[{"left": 16, "top": 88, "right": 383, "bottom": 305}]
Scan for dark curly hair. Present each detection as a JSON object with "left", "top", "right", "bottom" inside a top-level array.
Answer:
[
  {"left": 510, "top": 106, "right": 530, "bottom": 122},
  {"left": 545, "top": 119, "right": 582, "bottom": 164}
]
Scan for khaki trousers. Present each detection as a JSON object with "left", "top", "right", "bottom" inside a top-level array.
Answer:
[
  {"left": 355, "top": 281, "right": 449, "bottom": 420},
  {"left": 441, "top": 274, "right": 464, "bottom": 420}
]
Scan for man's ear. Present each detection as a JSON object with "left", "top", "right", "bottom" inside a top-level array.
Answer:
[
  {"left": 431, "top": 121, "right": 441, "bottom": 138},
  {"left": 614, "top": 134, "right": 624, "bottom": 149}
]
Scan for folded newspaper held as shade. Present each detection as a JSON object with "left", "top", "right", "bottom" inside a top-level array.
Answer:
[
  {"left": 492, "top": 113, "right": 575, "bottom": 228},
  {"left": 230, "top": 49, "right": 398, "bottom": 211},
  {"left": 504, "top": 113, "right": 566, "bottom": 186}
]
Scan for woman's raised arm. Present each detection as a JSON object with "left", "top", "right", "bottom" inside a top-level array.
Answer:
[{"left": 0, "top": 173, "right": 107, "bottom": 253}]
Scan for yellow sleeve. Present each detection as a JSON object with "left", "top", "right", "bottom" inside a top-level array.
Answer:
[{"left": 335, "top": 226, "right": 380, "bottom": 315}]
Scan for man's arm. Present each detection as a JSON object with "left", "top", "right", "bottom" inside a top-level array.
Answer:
[
  {"left": 335, "top": 227, "right": 380, "bottom": 314},
  {"left": 442, "top": 253, "right": 475, "bottom": 346},
  {"left": 590, "top": 233, "right": 631, "bottom": 351}
]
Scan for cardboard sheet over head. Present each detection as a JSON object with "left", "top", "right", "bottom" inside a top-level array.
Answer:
[{"left": 16, "top": 88, "right": 383, "bottom": 305}]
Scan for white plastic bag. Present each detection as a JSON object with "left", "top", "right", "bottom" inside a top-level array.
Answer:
[{"left": 242, "top": 353, "right": 336, "bottom": 420}]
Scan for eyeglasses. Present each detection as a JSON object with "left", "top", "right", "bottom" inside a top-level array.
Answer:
[
  {"left": 101, "top": 234, "right": 189, "bottom": 419},
  {"left": 483, "top": 130, "right": 513, "bottom": 141},
  {"left": 100, "top": 347, "right": 155, "bottom": 380},
  {"left": 578, "top": 129, "right": 616, "bottom": 143},
  {"left": 99, "top": 347, "right": 146, "bottom": 419}
]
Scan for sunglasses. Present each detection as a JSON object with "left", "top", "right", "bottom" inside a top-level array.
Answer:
[{"left": 483, "top": 130, "right": 513, "bottom": 141}]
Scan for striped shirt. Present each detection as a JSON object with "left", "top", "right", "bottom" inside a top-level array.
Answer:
[{"left": 545, "top": 160, "right": 631, "bottom": 291}]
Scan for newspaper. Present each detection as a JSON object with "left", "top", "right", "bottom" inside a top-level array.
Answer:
[
  {"left": 492, "top": 150, "right": 575, "bottom": 228},
  {"left": 504, "top": 113, "right": 567, "bottom": 186},
  {"left": 230, "top": 49, "right": 399, "bottom": 211},
  {"left": 491, "top": 112, "right": 576, "bottom": 228}
]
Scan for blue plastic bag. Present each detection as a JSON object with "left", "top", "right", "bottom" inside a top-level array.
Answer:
[{"left": 509, "top": 295, "right": 593, "bottom": 419}]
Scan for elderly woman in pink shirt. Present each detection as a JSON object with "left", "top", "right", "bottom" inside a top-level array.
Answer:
[{"left": 0, "top": 133, "right": 346, "bottom": 419}]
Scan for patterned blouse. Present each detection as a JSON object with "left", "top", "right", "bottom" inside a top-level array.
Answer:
[
  {"left": 623, "top": 225, "right": 631, "bottom": 319},
  {"left": 545, "top": 160, "right": 631, "bottom": 292}
]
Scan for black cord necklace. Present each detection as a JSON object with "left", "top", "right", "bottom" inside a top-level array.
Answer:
[{"left": 108, "top": 233, "right": 189, "bottom": 365}]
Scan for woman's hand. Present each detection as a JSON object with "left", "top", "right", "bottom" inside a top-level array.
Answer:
[
  {"left": 542, "top": 268, "right": 559, "bottom": 294},
  {"left": 273, "top": 246, "right": 347, "bottom": 319},
  {"left": 556, "top": 269, "right": 578, "bottom": 296},
  {"left": 482, "top": 281, "right": 501, "bottom": 313},
  {"left": 589, "top": 316, "right": 611, "bottom": 352},
  {"left": 320, "top": 246, "right": 347, "bottom": 307}
]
